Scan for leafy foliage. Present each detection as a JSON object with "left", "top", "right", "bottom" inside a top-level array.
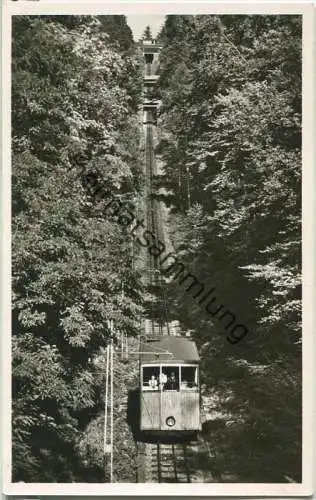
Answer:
[
  {"left": 157, "top": 15, "right": 301, "bottom": 481},
  {"left": 142, "top": 25, "right": 153, "bottom": 41},
  {"left": 12, "top": 15, "right": 143, "bottom": 481}
]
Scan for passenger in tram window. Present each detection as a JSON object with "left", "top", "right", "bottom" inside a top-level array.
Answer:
[
  {"left": 159, "top": 371, "right": 167, "bottom": 390},
  {"left": 148, "top": 374, "right": 158, "bottom": 390},
  {"left": 165, "top": 371, "right": 179, "bottom": 391}
]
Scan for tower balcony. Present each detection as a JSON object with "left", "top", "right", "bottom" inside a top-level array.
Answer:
[
  {"left": 142, "top": 42, "right": 163, "bottom": 55},
  {"left": 143, "top": 98, "right": 161, "bottom": 110},
  {"left": 144, "top": 75, "right": 159, "bottom": 85}
]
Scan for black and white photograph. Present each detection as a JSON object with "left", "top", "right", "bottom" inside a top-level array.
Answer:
[{"left": 2, "top": 1, "right": 314, "bottom": 496}]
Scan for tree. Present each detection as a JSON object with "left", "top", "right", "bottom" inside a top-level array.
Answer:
[
  {"left": 99, "top": 15, "right": 134, "bottom": 51},
  {"left": 12, "top": 15, "right": 144, "bottom": 481},
  {"left": 142, "top": 25, "right": 153, "bottom": 41},
  {"left": 156, "top": 14, "right": 301, "bottom": 482}
]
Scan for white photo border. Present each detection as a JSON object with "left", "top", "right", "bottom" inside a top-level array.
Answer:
[{"left": 2, "top": 1, "right": 314, "bottom": 496}]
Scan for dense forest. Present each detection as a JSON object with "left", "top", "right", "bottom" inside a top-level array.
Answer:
[
  {"left": 12, "top": 15, "right": 144, "bottom": 481},
  {"left": 156, "top": 15, "right": 301, "bottom": 482},
  {"left": 12, "top": 14, "right": 301, "bottom": 483}
]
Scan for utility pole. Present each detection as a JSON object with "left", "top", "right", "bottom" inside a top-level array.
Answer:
[
  {"left": 103, "top": 332, "right": 114, "bottom": 482},
  {"left": 110, "top": 339, "right": 114, "bottom": 482}
]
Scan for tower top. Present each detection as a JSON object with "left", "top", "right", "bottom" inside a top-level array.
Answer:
[{"left": 141, "top": 42, "right": 162, "bottom": 55}]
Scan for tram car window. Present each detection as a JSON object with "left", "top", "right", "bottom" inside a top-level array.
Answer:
[
  {"left": 181, "top": 366, "right": 198, "bottom": 390},
  {"left": 161, "top": 366, "right": 179, "bottom": 391},
  {"left": 142, "top": 366, "right": 160, "bottom": 391},
  {"left": 139, "top": 337, "right": 202, "bottom": 433}
]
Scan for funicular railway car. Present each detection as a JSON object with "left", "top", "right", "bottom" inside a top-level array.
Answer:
[{"left": 139, "top": 336, "right": 201, "bottom": 434}]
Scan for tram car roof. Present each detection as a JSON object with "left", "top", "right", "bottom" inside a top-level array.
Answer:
[{"left": 139, "top": 336, "right": 199, "bottom": 364}]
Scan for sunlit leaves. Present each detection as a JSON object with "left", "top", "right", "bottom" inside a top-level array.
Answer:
[
  {"left": 12, "top": 15, "right": 143, "bottom": 481},
  {"left": 157, "top": 14, "right": 301, "bottom": 481}
]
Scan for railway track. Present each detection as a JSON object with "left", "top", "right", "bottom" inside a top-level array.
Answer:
[
  {"left": 136, "top": 48, "right": 223, "bottom": 484},
  {"left": 144, "top": 120, "right": 170, "bottom": 337},
  {"left": 139, "top": 442, "right": 191, "bottom": 483},
  {"left": 137, "top": 437, "right": 220, "bottom": 483}
]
